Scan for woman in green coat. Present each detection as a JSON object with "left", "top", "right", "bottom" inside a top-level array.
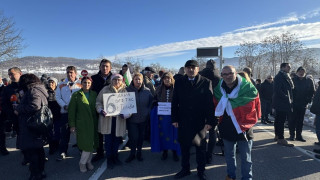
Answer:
[{"left": 68, "top": 76, "right": 99, "bottom": 173}]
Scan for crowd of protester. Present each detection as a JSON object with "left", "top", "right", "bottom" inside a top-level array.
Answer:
[{"left": 0, "top": 59, "right": 320, "bottom": 180}]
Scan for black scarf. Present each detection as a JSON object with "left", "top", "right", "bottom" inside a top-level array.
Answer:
[{"left": 280, "top": 70, "right": 294, "bottom": 89}]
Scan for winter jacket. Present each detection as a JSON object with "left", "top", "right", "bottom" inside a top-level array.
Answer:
[
  {"left": 310, "top": 87, "right": 320, "bottom": 115},
  {"left": 96, "top": 84, "right": 127, "bottom": 136},
  {"left": 126, "top": 83, "right": 153, "bottom": 124},
  {"left": 47, "top": 88, "right": 61, "bottom": 122},
  {"left": 199, "top": 59, "right": 221, "bottom": 89},
  {"left": 68, "top": 89, "right": 99, "bottom": 152},
  {"left": 143, "top": 75, "right": 156, "bottom": 96},
  {"left": 91, "top": 72, "right": 112, "bottom": 94},
  {"left": 260, "top": 80, "right": 273, "bottom": 102},
  {"left": 15, "top": 83, "right": 49, "bottom": 150},
  {"left": 55, "top": 78, "right": 81, "bottom": 114},
  {"left": 1, "top": 82, "right": 20, "bottom": 122},
  {"left": 272, "top": 71, "right": 294, "bottom": 112},
  {"left": 292, "top": 76, "right": 315, "bottom": 108},
  {"left": 171, "top": 74, "right": 216, "bottom": 146}
]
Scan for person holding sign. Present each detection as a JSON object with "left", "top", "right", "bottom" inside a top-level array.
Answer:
[
  {"left": 68, "top": 77, "right": 99, "bottom": 173},
  {"left": 125, "top": 73, "right": 153, "bottom": 163},
  {"left": 151, "top": 72, "right": 181, "bottom": 161},
  {"left": 96, "top": 74, "right": 129, "bottom": 169}
]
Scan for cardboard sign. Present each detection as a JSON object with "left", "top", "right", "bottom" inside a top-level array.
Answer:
[
  {"left": 157, "top": 102, "right": 171, "bottom": 115},
  {"left": 103, "top": 92, "right": 137, "bottom": 116}
]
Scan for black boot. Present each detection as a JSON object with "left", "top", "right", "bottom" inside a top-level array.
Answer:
[
  {"left": 172, "top": 150, "right": 179, "bottom": 162},
  {"left": 107, "top": 156, "right": 114, "bottom": 169},
  {"left": 136, "top": 151, "right": 143, "bottom": 161},
  {"left": 161, "top": 150, "right": 168, "bottom": 160},
  {"left": 113, "top": 153, "right": 122, "bottom": 166}
]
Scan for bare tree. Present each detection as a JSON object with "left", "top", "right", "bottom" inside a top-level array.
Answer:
[
  {"left": 235, "top": 41, "right": 262, "bottom": 78},
  {"left": 0, "top": 12, "right": 24, "bottom": 61}
]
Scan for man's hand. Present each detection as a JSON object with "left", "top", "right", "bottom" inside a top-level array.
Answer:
[
  {"left": 172, "top": 122, "right": 178, "bottom": 128},
  {"left": 205, "top": 124, "right": 212, "bottom": 131},
  {"left": 63, "top": 105, "right": 68, "bottom": 110}
]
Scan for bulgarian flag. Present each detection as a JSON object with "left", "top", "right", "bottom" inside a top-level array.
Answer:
[
  {"left": 214, "top": 75, "right": 261, "bottom": 133},
  {"left": 123, "top": 67, "right": 132, "bottom": 86}
]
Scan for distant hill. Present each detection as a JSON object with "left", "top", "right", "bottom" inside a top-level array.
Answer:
[{"left": 0, "top": 56, "right": 124, "bottom": 80}]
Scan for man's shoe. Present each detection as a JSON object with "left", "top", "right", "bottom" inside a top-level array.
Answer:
[
  {"left": 197, "top": 172, "right": 207, "bottom": 180},
  {"left": 174, "top": 169, "right": 191, "bottom": 179},
  {"left": 0, "top": 148, "right": 9, "bottom": 155},
  {"left": 161, "top": 151, "right": 168, "bottom": 160},
  {"left": 266, "top": 120, "right": 273, "bottom": 124},
  {"left": 56, "top": 153, "right": 66, "bottom": 161},
  {"left": 136, "top": 152, "right": 143, "bottom": 161},
  {"left": 173, "top": 151, "right": 179, "bottom": 162},
  {"left": 277, "top": 139, "right": 294, "bottom": 147},
  {"left": 86, "top": 162, "right": 94, "bottom": 170},
  {"left": 296, "top": 136, "right": 306, "bottom": 142},
  {"left": 125, "top": 154, "right": 135, "bottom": 163},
  {"left": 288, "top": 136, "right": 295, "bottom": 141},
  {"left": 206, "top": 155, "right": 212, "bottom": 164},
  {"left": 313, "top": 149, "right": 320, "bottom": 154},
  {"left": 92, "top": 153, "right": 104, "bottom": 162},
  {"left": 79, "top": 163, "right": 87, "bottom": 173}
]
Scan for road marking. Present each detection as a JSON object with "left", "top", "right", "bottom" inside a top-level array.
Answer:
[
  {"left": 255, "top": 126, "right": 320, "bottom": 163},
  {"left": 89, "top": 134, "right": 129, "bottom": 180}
]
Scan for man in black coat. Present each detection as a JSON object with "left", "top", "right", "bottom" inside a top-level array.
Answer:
[
  {"left": 172, "top": 60, "right": 217, "bottom": 180},
  {"left": 91, "top": 59, "right": 112, "bottom": 162},
  {"left": 272, "top": 63, "right": 294, "bottom": 147},
  {"left": 289, "top": 67, "right": 315, "bottom": 141},
  {"left": 199, "top": 59, "right": 220, "bottom": 164},
  {"left": 260, "top": 75, "right": 274, "bottom": 124}
]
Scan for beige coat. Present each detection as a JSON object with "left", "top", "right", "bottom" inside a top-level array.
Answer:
[{"left": 96, "top": 84, "right": 127, "bottom": 137}]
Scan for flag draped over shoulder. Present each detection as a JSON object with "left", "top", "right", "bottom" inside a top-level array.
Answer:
[
  {"left": 150, "top": 107, "right": 181, "bottom": 155},
  {"left": 214, "top": 75, "right": 261, "bottom": 133},
  {"left": 123, "top": 68, "right": 132, "bottom": 86}
]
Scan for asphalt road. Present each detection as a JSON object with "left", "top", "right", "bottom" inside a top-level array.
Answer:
[{"left": 2, "top": 121, "right": 320, "bottom": 180}]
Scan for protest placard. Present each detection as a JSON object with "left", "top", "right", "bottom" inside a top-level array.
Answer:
[
  {"left": 103, "top": 92, "right": 137, "bottom": 116},
  {"left": 157, "top": 102, "right": 171, "bottom": 115}
]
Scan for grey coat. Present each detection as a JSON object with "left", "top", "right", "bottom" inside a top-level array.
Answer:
[
  {"left": 16, "top": 83, "right": 49, "bottom": 150},
  {"left": 126, "top": 83, "right": 153, "bottom": 124}
]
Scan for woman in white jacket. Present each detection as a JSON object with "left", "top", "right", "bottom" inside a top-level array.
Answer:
[{"left": 96, "top": 74, "right": 129, "bottom": 169}]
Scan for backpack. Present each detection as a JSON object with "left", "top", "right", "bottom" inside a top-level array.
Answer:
[{"left": 27, "top": 104, "right": 53, "bottom": 136}]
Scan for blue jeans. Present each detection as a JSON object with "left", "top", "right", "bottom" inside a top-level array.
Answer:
[
  {"left": 315, "top": 115, "right": 320, "bottom": 142},
  {"left": 223, "top": 139, "right": 253, "bottom": 180}
]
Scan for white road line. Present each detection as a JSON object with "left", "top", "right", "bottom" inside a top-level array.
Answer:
[
  {"left": 255, "top": 126, "right": 320, "bottom": 163},
  {"left": 88, "top": 134, "right": 129, "bottom": 180}
]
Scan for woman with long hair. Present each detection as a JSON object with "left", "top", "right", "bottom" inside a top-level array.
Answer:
[
  {"left": 68, "top": 76, "right": 99, "bottom": 173},
  {"left": 151, "top": 72, "right": 181, "bottom": 161},
  {"left": 14, "top": 74, "right": 48, "bottom": 180}
]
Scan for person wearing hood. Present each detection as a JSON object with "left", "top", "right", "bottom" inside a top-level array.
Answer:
[
  {"left": 199, "top": 59, "right": 221, "bottom": 164},
  {"left": 125, "top": 73, "right": 153, "bottom": 163},
  {"left": 14, "top": 73, "right": 49, "bottom": 180},
  {"left": 55, "top": 66, "right": 81, "bottom": 161}
]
